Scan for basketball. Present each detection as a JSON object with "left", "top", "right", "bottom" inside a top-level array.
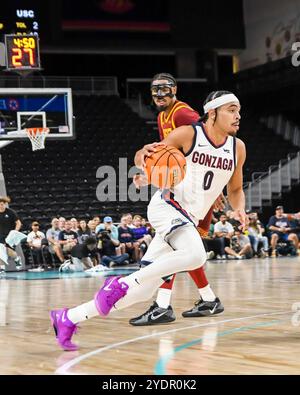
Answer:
[{"left": 144, "top": 146, "right": 186, "bottom": 189}]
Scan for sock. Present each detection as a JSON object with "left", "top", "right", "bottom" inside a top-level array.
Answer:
[
  {"left": 67, "top": 300, "right": 99, "bottom": 324},
  {"left": 198, "top": 284, "right": 216, "bottom": 302},
  {"left": 159, "top": 274, "right": 176, "bottom": 290},
  {"left": 156, "top": 288, "right": 172, "bottom": 308},
  {"left": 188, "top": 267, "right": 208, "bottom": 288}
]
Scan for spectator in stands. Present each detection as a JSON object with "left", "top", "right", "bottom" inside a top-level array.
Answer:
[
  {"left": 202, "top": 223, "right": 223, "bottom": 260},
  {"left": 70, "top": 218, "right": 79, "bottom": 233},
  {"left": 97, "top": 229, "right": 129, "bottom": 268},
  {"left": 96, "top": 216, "right": 118, "bottom": 239},
  {"left": 87, "top": 219, "right": 97, "bottom": 237},
  {"left": 118, "top": 214, "right": 137, "bottom": 261},
  {"left": 58, "top": 217, "right": 66, "bottom": 231},
  {"left": 268, "top": 206, "right": 299, "bottom": 257},
  {"left": 131, "top": 215, "right": 152, "bottom": 261},
  {"left": 77, "top": 220, "right": 91, "bottom": 243},
  {"left": 282, "top": 211, "right": 300, "bottom": 249},
  {"left": 27, "top": 221, "right": 46, "bottom": 269},
  {"left": 141, "top": 217, "right": 155, "bottom": 238},
  {"left": 213, "top": 213, "right": 234, "bottom": 259},
  {"left": 225, "top": 228, "right": 253, "bottom": 259},
  {"left": 248, "top": 214, "right": 269, "bottom": 257},
  {"left": 59, "top": 237, "right": 98, "bottom": 272},
  {"left": 93, "top": 216, "right": 101, "bottom": 227},
  {"left": 125, "top": 213, "right": 134, "bottom": 228},
  {"left": 46, "top": 217, "right": 65, "bottom": 264},
  {"left": 0, "top": 196, "right": 24, "bottom": 269},
  {"left": 96, "top": 216, "right": 120, "bottom": 255},
  {"left": 58, "top": 219, "right": 78, "bottom": 256}
]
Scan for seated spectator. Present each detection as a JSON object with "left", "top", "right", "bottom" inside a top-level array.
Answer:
[
  {"left": 58, "top": 219, "right": 78, "bottom": 255},
  {"left": 70, "top": 218, "right": 79, "bottom": 233},
  {"left": 248, "top": 214, "right": 269, "bottom": 258},
  {"left": 59, "top": 237, "right": 98, "bottom": 272},
  {"left": 131, "top": 215, "right": 153, "bottom": 261},
  {"left": 225, "top": 228, "right": 253, "bottom": 259},
  {"left": 142, "top": 218, "right": 155, "bottom": 238},
  {"left": 46, "top": 217, "right": 65, "bottom": 264},
  {"left": 27, "top": 221, "right": 46, "bottom": 269},
  {"left": 125, "top": 213, "right": 134, "bottom": 228},
  {"left": 97, "top": 229, "right": 129, "bottom": 268},
  {"left": 213, "top": 213, "right": 234, "bottom": 259},
  {"left": 96, "top": 216, "right": 119, "bottom": 240},
  {"left": 268, "top": 206, "right": 299, "bottom": 257},
  {"left": 87, "top": 219, "right": 97, "bottom": 237},
  {"left": 96, "top": 216, "right": 120, "bottom": 255},
  {"left": 283, "top": 211, "right": 300, "bottom": 249},
  {"left": 202, "top": 223, "right": 224, "bottom": 260},
  {"left": 118, "top": 214, "right": 137, "bottom": 261},
  {"left": 58, "top": 217, "right": 66, "bottom": 231},
  {"left": 93, "top": 216, "right": 101, "bottom": 227},
  {"left": 77, "top": 219, "right": 91, "bottom": 243}
]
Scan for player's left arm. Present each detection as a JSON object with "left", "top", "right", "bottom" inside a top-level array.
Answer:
[{"left": 227, "top": 138, "right": 249, "bottom": 230}]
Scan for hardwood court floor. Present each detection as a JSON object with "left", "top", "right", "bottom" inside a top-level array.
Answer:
[{"left": 0, "top": 257, "right": 300, "bottom": 375}]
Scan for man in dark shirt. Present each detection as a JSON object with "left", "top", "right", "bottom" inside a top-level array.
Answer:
[
  {"left": 98, "top": 229, "right": 129, "bottom": 268},
  {"left": 118, "top": 214, "right": 137, "bottom": 261},
  {"left": 59, "top": 237, "right": 98, "bottom": 272},
  {"left": 58, "top": 219, "right": 78, "bottom": 252},
  {"left": 0, "top": 196, "right": 24, "bottom": 268},
  {"left": 268, "top": 206, "right": 299, "bottom": 257}
]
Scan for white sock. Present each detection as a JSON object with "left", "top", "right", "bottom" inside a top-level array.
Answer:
[
  {"left": 198, "top": 284, "right": 216, "bottom": 302},
  {"left": 67, "top": 300, "right": 99, "bottom": 324},
  {"left": 156, "top": 288, "right": 172, "bottom": 308}
]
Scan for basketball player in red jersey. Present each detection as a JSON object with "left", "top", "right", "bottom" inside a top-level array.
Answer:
[{"left": 129, "top": 73, "right": 224, "bottom": 326}]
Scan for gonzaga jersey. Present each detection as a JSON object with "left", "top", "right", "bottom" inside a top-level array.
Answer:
[{"left": 172, "top": 122, "right": 236, "bottom": 221}]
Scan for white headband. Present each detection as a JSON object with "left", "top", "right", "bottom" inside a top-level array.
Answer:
[{"left": 203, "top": 93, "right": 239, "bottom": 113}]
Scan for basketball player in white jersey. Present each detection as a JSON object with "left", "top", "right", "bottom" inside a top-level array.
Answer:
[{"left": 50, "top": 91, "right": 248, "bottom": 351}]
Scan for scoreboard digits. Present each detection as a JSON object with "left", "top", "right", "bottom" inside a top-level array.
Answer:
[{"left": 5, "top": 34, "right": 40, "bottom": 71}]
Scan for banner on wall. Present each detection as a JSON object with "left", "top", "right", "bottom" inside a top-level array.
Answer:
[{"left": 237, "top": 0, "right": 300, "bottom": 70}]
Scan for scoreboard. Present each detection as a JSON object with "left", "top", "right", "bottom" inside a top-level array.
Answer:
[
  {"left": 0, "top": 6, "right": 40, "bottom": 37},
  {"left": 5, "top": 34, "right": 40, "bottom": 71},
  {"left": 0, "top": 4, "right": 41, "bottom": 72}
]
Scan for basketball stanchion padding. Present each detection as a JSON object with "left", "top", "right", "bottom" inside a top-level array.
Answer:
[{"left": 25, "top": 127, "right": 50, "bottom": 151}]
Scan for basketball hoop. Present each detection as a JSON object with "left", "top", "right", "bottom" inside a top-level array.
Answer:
[{"left": 25, "top": 127, "right": 50, "bottom": 151}]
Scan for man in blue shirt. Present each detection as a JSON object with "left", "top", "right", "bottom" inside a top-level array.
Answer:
[{"left": 268, "top": 206, "right": 299, "bottom": 257}]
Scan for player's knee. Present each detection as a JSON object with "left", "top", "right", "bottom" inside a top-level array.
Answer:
[{"left": 186, "top": 247, "right": 206, "bottom": 269}]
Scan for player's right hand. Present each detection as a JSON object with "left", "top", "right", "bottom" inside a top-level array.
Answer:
[
  {"left": 140, "top": 142, "right": 165, "bottom": 168},
  {"left": 133, "top": 173, "right": 149, "bottom": 189}
]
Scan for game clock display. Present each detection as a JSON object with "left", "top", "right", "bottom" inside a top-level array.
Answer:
[{"left": 5, "top": 34, "right": 41, "bottom": 71}]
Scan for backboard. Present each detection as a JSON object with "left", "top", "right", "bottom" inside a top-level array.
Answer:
[{"left": 0, "top": 88, "right": 74, "bottom": 140}]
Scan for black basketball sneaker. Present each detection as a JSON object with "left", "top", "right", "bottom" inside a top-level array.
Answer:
[
  {"left": 182, "top": 297, "right": 224, "bottom": 317},
  {"left": 129, "top": 302, "right": 176, "bottom": 326}
]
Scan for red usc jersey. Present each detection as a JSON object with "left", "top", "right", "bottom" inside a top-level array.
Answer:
[{"left": 157, "top": 100, "right": 199, "bottom": 140}]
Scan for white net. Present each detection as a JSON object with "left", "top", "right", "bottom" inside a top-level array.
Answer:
[{"left": 25, "top": 127, "right": 50, "bottom": 151}]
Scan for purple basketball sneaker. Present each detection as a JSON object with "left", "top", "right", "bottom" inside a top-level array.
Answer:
[
  {"left": 94, "top": 276, "right": 129, "bottom": 316},
  {"left": 50, "top": 308, "right": 78, "bottom": 351}
]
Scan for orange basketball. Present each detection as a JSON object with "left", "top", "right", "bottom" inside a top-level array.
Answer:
[{"left": 144, "top": 146, "right": 186, "bottom": 189}]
